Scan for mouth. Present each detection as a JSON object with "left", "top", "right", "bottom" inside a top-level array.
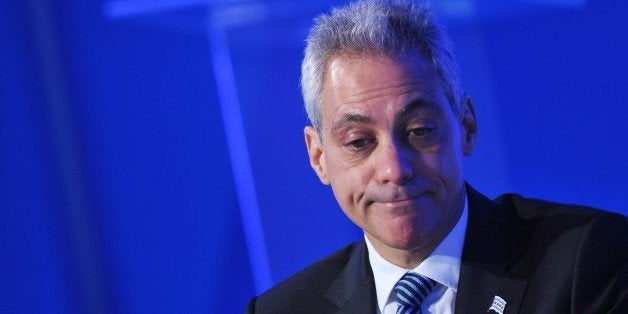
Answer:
[
  {"left": 378, "top": 195, "right": 420, "bottom": 208},
  {"left": 364, "top": 189, "right": 432, "bottom": 208}
]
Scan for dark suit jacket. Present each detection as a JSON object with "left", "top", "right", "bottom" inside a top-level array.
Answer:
[{"left": 247, "top": 186, "right": 627, "bottom": 313}]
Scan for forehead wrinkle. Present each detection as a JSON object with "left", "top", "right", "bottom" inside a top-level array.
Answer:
[{"left": 338, "top": 81, "right": 420, "bottom": 104}]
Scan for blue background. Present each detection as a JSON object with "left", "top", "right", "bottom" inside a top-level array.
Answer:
[{"left": 1, "top": 0, "right": 626, "bottom": 313}]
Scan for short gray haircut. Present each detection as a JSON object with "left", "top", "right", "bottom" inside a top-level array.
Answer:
[{"left": 301, "top": 0, "right": 462, "bottom": 131}]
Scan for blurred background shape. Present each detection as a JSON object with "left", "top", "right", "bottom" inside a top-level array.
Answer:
[{"left": 1, "top": 0, "right": 626, "bottom": 313}]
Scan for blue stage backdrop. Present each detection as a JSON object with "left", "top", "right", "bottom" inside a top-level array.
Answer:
[{"left": 1, "top": 0, "right": 626, "bottom": 313}]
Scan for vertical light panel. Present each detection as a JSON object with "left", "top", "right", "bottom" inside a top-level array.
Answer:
[
  {"left": 26, "top": 0, "right": 111, "bottom": 312},
  {"left": 206, "top": 26, "right": 273, "bottom": 294}
]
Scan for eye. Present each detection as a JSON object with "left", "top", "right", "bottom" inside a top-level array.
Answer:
[
  {"left": 408, "top": 127, "right": 433, "bottom": 137},
  {"left": 347, "top": 139, "right": 366, "bottom": 149},
  {"left": 344, "top": 134, "right": 375, "bottom": 151}
]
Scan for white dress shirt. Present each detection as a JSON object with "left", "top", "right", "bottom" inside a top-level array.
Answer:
[{"left": 365, "top": 198, "right": 468, "bottom": 314}]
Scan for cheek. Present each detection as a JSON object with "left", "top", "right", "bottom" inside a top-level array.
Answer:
[
  {"left": 330, "top": 179, "right": 363, "bottom": 226},
  {"left": 327, "top": 162, "right": 371, "bottom": 210},
  {"left": 331, "top": 169, "right": 365, "bottom": 200},
  {"left": 421, "top": 149, "right": 463, "bottom": 186}
]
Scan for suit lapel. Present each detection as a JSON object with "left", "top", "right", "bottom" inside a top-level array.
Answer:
[
  {"left": 455, "top": 185, "right": 528, "bottom": 314},
  {"left": 323, "top": 241, "right": 377, "bottom": 313}
]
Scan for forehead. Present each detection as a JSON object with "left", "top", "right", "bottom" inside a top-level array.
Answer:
[{"left": 320, "top": 53, "right": 445, "bottom": 128}]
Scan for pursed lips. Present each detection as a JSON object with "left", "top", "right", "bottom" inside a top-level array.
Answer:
[
  {"left": 363, "top": 193, "right": 430, "bottom": 218},
  {"left": 364, "top": 189, "right": 432, "bottom": 208},
  {"left": 374, "top": 192, "right": 425, "bottom": 207}
]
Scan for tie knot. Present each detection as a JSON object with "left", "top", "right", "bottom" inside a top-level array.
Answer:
[{"left": 393, "top": 273, "right": 437, "bottom": 313}]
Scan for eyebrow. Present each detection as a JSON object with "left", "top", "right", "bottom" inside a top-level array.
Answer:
[
  {"left": 394, "top": 98, "right": 437, "bottom": 121},
  {"left": 331, "top": 113, "right": 375, "bottom": 132},
  {"left": 330, "top": 98, "right": 437, "bottom": 133}
]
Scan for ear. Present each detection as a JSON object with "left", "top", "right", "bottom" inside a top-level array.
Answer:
[
  {"left": 460, "top": 95, "right": 478, "bottom": 156},
  {"left": 304, "top": 126, "right": 330, "bottom": 184}
]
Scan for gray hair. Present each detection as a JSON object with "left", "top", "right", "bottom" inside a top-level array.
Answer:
[{"left": 301, "top": 0, "right": 462, "bottom": 131}]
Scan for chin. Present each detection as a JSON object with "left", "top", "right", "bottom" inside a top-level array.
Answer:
[{"left": 384, "top": 231, "right": 428, "bottom": 251}]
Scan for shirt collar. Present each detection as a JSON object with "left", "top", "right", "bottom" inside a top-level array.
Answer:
[{"left": 365, "top": 196, "right": 469, "bottom": 313}]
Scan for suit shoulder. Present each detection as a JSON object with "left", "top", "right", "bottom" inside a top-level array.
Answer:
[
  {"left": 265, "top": 242, "right": 358, "bottom": 294},
  {"left": 493, "top": 194, "right": 628, "bottom": 312},
  {"left": 494, "top": 192, "right": 625, "bottom": 222},
  {"left": 251, "top": 242, "right": 362, "bottom": 313},
  {"left": 494, "top": 192, "right": 627, "bottom": 255}
]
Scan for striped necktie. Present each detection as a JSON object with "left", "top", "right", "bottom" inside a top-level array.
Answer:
[{"left": 393, "top": 272, "right": 438, "bottom": 314}]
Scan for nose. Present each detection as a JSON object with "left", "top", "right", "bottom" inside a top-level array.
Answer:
[{"left": 374, "top": 139, "right": 414, "bottom": 185}]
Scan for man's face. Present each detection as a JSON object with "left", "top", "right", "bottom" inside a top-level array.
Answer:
[{"left": 304, "top": 53, "right": 477, "bottom": 262}]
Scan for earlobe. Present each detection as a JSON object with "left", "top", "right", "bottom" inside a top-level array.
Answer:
[
  {"left": 304, "top": 126, "right": 330, "bottom": 184},
  {"left": 460, "top": 96, "right": 478, "bottom": 156}
]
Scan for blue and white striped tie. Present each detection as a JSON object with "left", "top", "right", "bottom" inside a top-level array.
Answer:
[{"left": 393, "top": 273, "right": 438, "bottom": 314}]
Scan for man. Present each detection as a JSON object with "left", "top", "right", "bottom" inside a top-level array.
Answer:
[{"left": 247, "top": 0, "right": 627, "bottom": 313}]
